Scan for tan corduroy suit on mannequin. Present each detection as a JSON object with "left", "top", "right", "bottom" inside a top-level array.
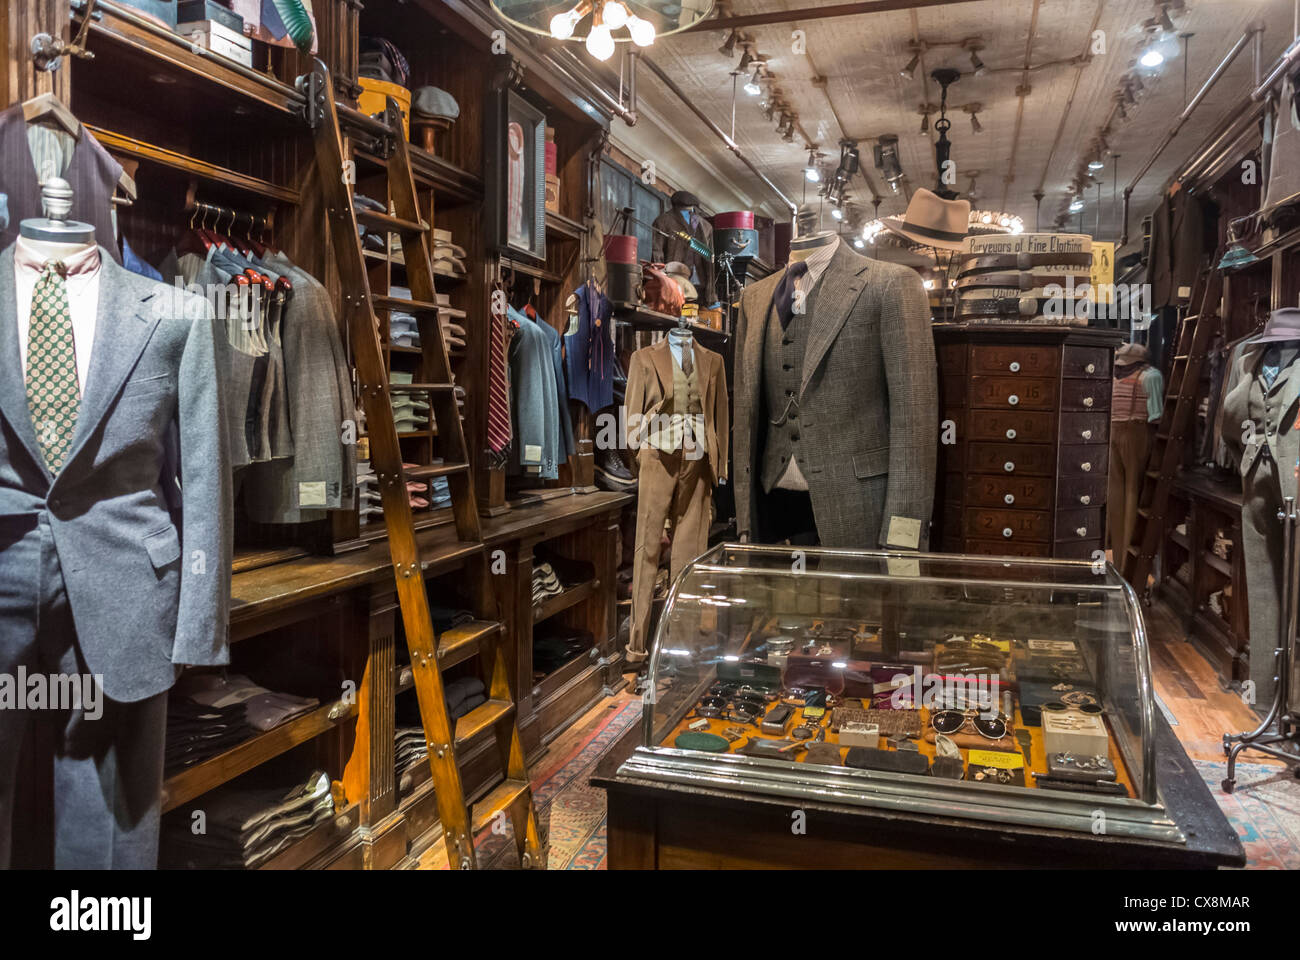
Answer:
[{"left": 624, "top": 337, "right": 728, "bottom": 664}]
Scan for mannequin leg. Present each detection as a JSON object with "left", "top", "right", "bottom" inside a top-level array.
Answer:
[
  {"left": 0, "top": 522, "right": 40, "bottom": 869},
  {"left": 668, "top": 455, "right": 713, "bottom": 580},
  {"left": 1241, "top": 455, "right": 1286, "bottom": 708},
  {"left": 628, "top": 450, "right": 678, "bottom": 665}
]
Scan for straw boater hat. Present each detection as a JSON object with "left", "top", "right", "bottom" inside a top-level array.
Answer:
[{"left": 881, "top": 188, "right": 971, "bottom": 250}]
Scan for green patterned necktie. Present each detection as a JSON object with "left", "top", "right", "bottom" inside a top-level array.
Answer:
[{"left": 25, "top": 260, "right": 81, "bottom": 473}]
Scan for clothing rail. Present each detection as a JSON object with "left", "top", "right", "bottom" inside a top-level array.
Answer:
[{"left": 1120, "top": 25, "right": 1264, "bottom": 246}]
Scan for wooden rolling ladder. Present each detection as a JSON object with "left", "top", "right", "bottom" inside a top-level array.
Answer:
[
  {"left": 301, "top": 62, "right": 543, "bottom": 869},
  {"left": 1121, "top": 250, "right": 1225, "bottom": 597}
]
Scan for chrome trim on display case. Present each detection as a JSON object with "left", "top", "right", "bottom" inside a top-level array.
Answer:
[{"left": 618, "top": 748, "right": 1185, "bottom": 844}]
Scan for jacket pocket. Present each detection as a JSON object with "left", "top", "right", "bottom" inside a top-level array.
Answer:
[
  {"left": 853, "top": 447, "right": 890, "bottom": 479},
  {"left": 142, "top": 525, "right": 181, "bottom": 568}
]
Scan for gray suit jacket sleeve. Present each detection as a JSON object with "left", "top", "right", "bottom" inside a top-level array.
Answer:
[
  {"left": 875, "top": 266, "right": 938, "bottom": 549},
  {"left": 174, "top": 302, "right": 234, "bottom": 666}
]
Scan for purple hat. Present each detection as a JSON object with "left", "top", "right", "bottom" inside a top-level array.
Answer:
[{"left": 1254, "top": 308, "right": 1300, "bottom": 343}]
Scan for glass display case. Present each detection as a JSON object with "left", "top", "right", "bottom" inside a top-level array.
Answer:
[{"left": 622, "top": 544, "right": 1185, "bottom": 843}]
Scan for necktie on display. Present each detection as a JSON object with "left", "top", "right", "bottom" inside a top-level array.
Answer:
[
  {"left": 774, "top": 260, "right": 809, "bottom": 330},
  {"left": 25, "top": 260, "right": 81, "bottom": 473},
  {"left": 486, "top": 290, "right": 512, "bottom": 453}
]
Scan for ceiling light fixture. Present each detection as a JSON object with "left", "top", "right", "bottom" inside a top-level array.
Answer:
[
  {"left": 1140, "top": 46, "right": 1164, "bottom": 68},
  {"left": 719, "top": 28, "right": 739, "bottom": 58},
  {"left": 1157, "top": 2, "right": 1176, "bottom": 32},
  {"left": 831, "top": 206, "right": 844, "bottom": 221},
  {"left": 586, "top": 11, "right": 615, "bottom": 60},
  {"left": 601, "top": 0, "right": 628, "bottom": 29},
  {"left": 1069, "top": 197, "right": 1085, "bottom": 213},
  {"left": 1088, "top": 158, "right": 1105, "bottom": 171},
  {"left": 627, "top": 15, "right": 655, "bottom": 47},
  {"left": 920, "top": 111, "right": 930, "bottom": 134},
  {"left": 900, "top": 50, "right": 920, "bottom": 80},
  {"left": 744, "top": 65, "right": 763, "bottom": 96},
  {"left": 805, "top": 148, "right": 821, "bottom": 182},
  {"left": 548, "top": 3, "right": 587, "bottom": 40}
]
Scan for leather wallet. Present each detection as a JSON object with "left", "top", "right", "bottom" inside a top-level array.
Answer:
[
  {"left": 844, "top": 746, "right": 930, "bottom": 775},
  {"left": 803, "top": 743, "right": 843, "bottom": 766}
]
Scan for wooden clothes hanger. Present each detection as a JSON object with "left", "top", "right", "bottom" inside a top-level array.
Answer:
[{"left": 22, "top": 92, "right": 137, "bottom": 200}]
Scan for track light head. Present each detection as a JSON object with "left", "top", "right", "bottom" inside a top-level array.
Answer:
[
  {"left": 718, "top": 29, "right": 739, "bottom": 58},
  {"left": 900, "top": 51, "right": 920, "bottom": 80}
]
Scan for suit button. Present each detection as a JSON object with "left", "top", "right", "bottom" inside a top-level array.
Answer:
[{"left": 782, "top": 364, "right": 793, "bottom": 371}]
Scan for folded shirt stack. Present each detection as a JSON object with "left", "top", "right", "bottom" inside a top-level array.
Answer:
[
  {"left": 162, "top": 770, "right": 334, "bottom": 869},
  {"left": 166, "top": 673, "right": 320, "bottom": 773},
  {"left": 430, "top": 476, "right": 451, "bottom": 509},
  {"left": 354, "top": 193, "right": 389, "bottom": 253},
  {"left": 531, "top": 561, "right": 566, "bottom": 606},
  {"left": 389, "top": 371, "right": 431, "bottom": 433},
  {"left": 395, "top": 726, "right": 428, "bottom": 778},
  {"left": 534, "top": 624, "right": 595, "bottom": 677},
  {"left": 432, "top": 229, "right": 467, "bottom": 277},
  {"left": 357, "top": 461, "right": 440, "bottom": 520},
  {"left": 389, "top": 312, "right": 421, "bottom": 348},
  {"left": 396, "top": 676, "right": 485, "bottom": 730}
]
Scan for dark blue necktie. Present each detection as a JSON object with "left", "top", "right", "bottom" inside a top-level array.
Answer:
[{"left": 774, "top": 260, "right": 810, "bottom": 330}]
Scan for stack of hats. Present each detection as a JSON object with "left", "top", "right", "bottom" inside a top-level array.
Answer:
[
  {"left": 531, "top": 561, "right": 566, "bottom": 605},
  {"left": 953, "top": 233, "right": 1093, "bottom": 325},
  {"left": 432, "top": 229, "right": 466, "bottom": 278},
  {"left": 663, "top": 261, "right": 698, "bottom": 304}
]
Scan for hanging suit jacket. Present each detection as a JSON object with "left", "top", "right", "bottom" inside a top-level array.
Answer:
[
  {"left": 733, "top": 243, "right": 938, "bottom": 549},
  {"left": 1222, "top": 337, "right": 1300, "bottom": 478},
  {"left": 652, "top": 207, "right": 716, "bottom": 307},
  {"left": 624, "top": 337, "right": 729, "bottom": 485},
  {"left": 507, "top": 307, "right": 561, "bottom": 478},
  {"left": 1148, "top": 189, "right": 1205, "bottom": 310},
  {"left": 0, "top": 245, "right": 232, "bottom": 702}
]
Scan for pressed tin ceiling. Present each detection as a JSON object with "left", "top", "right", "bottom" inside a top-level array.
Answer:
[{"left": 617, "top": 0, "right": 1299, "bottom": 246}]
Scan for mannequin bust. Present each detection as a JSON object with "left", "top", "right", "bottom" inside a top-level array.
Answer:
[
  {"left": 20, "top": 176, "right": 96, "bottom": 258},
  {"left": 789, "top": 202, "right": 838, "bottom": 260}
]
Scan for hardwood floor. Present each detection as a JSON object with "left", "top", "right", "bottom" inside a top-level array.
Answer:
[{"left": 1145, "top": 599, "right": 1283, "bottom": 765}]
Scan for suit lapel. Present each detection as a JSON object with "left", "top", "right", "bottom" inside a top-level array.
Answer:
[
  {"left": 650, "top": 338, "right": 675, "bottom": 402},
  {"left": 801, "top": 243, "right": 869, "bottom": 398},
  {"left": 62, "top": 253, "right": 163, "bottom": 469},
  {"left": 0, "top": 246, "right": 46, "bottom": 472}
]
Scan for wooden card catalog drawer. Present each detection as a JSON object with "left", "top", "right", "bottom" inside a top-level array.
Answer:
[
  {"left": 1057, "top": 476, "right": 1107, "bottom": 508},
  {"left": 1060, "top": 378, "right": 1109, "bottom": 412},
  {"left": 964, "top": 538, "right": 1051, "bottom": 558},
  {"left": 1063, "top": 344, "right": 1111, "bottom": 379},
  {"left": 938, "top": 343, "right": 967, "bottom": 373},
  {"left": 1058, "top": 443, "right": 1109, "bottom": 478},
  {"left": 1055, "top": 507, "right": 1103, "bottom": 542},
  {"left": 965, "top": 508, "right": 1052, "bottom": 542},
  {"left": 969, "top": 441, "right": 1056, "bottom": 476},
  {"left": 970, "top": 344, "right": 1061, "bottom": 377},
  {"left": 965, "top": 474, "right": 1054, "bottom": 510},
  {"left": 1060, "top": 411, "right": 1110, "bottom": 445},
  {"left": 1054, "top": 540, "right": 1101, "bottom": 561},
  {"left": 968, "top": 409, "right": 1056, "bottom": 443},
  {"left": 942, "top": 374, "right": 969, "bottom": 407},
  {"left": 970, "top": 376, "right": 1058, "bottom": 411}
]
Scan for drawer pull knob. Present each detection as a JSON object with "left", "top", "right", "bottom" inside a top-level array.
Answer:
[
  {"left": 1009, "top": 361, "right": 1021, "bottom": 373},
  {"left": 1004, "top": 494, "right": 1016, "bottom": 505},
  {"left": 1082, "top": 396, "right": 1094, "bottom": 408},
  {"left": 1005, "top": 428, "right": 1017, "bottom": 440},
  {"left": 1076, "top": 526, "right": 1089, "bottom": 537},
  {"left": 1081, "top": 461, "right": 1093, "bottom": 472},
  {"left": 1086, "top": 362, "right": 1096, "bottom": 374},
  {"left": 1080, "top": 495, "right": 1091, "bottom": 505},
  {"left": 1008, "top": 394, "right": 1020, "bottom": 406},
  {"left": 1002, "top": 527, "right": 1014, "bottom": 539},
  {"left": 1081, "top": 429, "right": 1093, "bottom": 440},
  {"left": 1004, "top": 461, "right": 1016, "bottom": 473}
]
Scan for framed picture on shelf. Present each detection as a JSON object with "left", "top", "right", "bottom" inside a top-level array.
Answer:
[{"left": 485, "top": 88, "right": 547, "bottom": 263}]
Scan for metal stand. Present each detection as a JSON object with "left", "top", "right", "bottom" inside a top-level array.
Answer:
[
  {"left": 716, "top": 251, "right": 743, "bottom": 336},
  {"left": 1222, "top": 494, "right": 1300, "bottom": 792}
]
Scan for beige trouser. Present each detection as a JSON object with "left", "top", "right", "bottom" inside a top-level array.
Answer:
[
  {"left": 1107, "top": 419, "right": 1152, "bottom": 560},
  {"left": 627, "top": 448, "right": 713, "bottom": 664}
]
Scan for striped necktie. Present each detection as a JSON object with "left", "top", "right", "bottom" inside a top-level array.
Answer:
[
  {"left": 486, "top": 292, "right": 511, "bottom": 452},
  {"left": 25, "top": 260, "right": 81, "bottom": 473}
]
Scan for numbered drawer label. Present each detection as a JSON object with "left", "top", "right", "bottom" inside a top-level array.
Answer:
[
  {"left": 969, "top": 441, "right": 1056, "bottom": 476},
  {"left": 970, "top": 344, "right": 1061, "bottom": 377},
  {"left": 964, "top": 538, "right": 1052, "bottom": 558},
  {"left": 971, "top": 376, "right": 1058, "bottom": 411},
  {"left": 965, "top": 475, "right": 1054, "bottom": 510},
  {"left": 965, "top": 508, "right": 1052, "bottom": 542},
  {"left": 968, "top": 409, "right": 1056, "bottom": 443}
]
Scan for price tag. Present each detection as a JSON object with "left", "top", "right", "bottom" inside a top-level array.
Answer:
[{"left": 969, "top": 749, "right": 1024, "bottom": 769}]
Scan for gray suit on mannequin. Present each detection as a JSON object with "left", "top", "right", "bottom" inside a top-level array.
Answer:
[{"left": 0, "top": 245, "right": 231, "bottom": 867}]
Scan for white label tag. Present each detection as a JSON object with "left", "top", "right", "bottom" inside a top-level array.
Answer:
[
  {"left": 299, "top": 481, "right": 327, "bottom": 507},
  {"left": 887, "top": 557, "right": 921, "bottom": 577},
  {"left": 1027, "top": 638, "right": 1077, "bottom": 653},
  {"left": 524, "top": 444, "right": 543, "bottom": 463},
  {"left": 886, "top": 515, "right": 922, "bottom": 549}
]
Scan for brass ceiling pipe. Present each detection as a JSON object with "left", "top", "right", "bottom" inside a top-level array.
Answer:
[{"left": 687, "top": 0, "right": 990, "bottom": 32}]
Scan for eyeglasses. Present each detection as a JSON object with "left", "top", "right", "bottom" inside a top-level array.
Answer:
[{"left": 929, "top": 708, "right": 1009, "bottom": 741}]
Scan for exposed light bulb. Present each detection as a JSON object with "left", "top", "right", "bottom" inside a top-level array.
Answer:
[
  {"left": 1088, "top": 159, "right": 1105, "bottom": 171},
  {"left": 980, "top": 213, "right": 993, "bottom": 224},
  {"left": 805, "top": 166, "right": 820, "bottom": 183},
  {"left": 1140, "top": 47, "right": 1164, "bottom": 68},
  {"left": 853, "top": 238, "right": 865, "bottom": 249},
  {"left": 999, "top": 216, "right": 1011, "bottom": 227},
  {"left": 549, "top": 8, "right": 580, "bottom": 40},
  {"left": 923, "top": 279, "right": 935, "bottom": 290},
  {"left": 627, "top": 16, "right": 656, "bottom": 46},
  {"left": 1069, "top": 197, "right": 1084, "bottom": 213},
  {"left": 587, "top": 22, "right": 615, "bottom": 60},
  {"left": 831, "top": 206, "right": 844, "bottom": 221},
  {"left": 601, "top": 1, "right": 629, "bottom": 29}
]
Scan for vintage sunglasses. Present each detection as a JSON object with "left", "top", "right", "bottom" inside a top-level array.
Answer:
[{"left": 929, "top": 708, "right": 1009, "bottom": 740}]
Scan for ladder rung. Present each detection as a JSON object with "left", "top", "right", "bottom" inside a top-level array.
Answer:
[
  {"left": 356, "top": 208, "right": 427, "bottom": 235},
  {"left": 389, "top": 382, "right": 456, "bottom": 393},
  {"left": 470, "top": 778, "right": 531, "bottom": 835},
  {"left": 406, "top": 461, "right": 469, "bottom": 480},
  {"left": 455, "top": 699, "right": 514, "bottom": 746},
  {"left": 374, "top": 294, "right": 441, "bottom": 313},
  {"left": 437, "top": 619, "right": 500, "bottom": 670}
]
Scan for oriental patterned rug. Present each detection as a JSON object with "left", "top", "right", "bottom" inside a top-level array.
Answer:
[{"left": 1193, "top": 758, "right": 1300, "bottom": 869}]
